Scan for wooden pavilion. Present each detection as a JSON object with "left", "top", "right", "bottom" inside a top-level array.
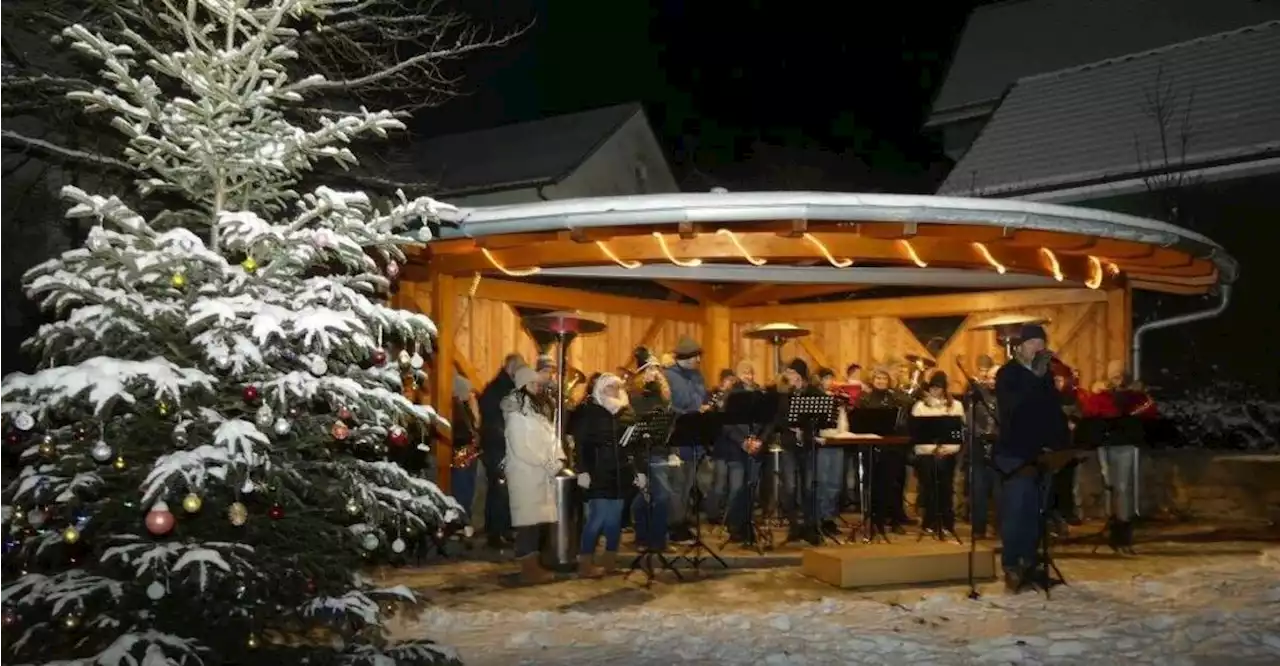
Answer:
[{"left": 392, "top": 192, "right": 1236, "bottom": 490}]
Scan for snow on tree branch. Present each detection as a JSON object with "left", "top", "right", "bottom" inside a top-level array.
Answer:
[{"left": 1, "top": 357, "right": 214, "bottom": 417}]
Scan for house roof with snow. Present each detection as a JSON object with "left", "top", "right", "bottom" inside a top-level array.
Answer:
[
  {"left": 936, "top": 21, "right": 1280, "bottom": 199},
  {"left": 927, "top": 0, "right": 1280, "bottom": 127},
  {"left": 398, "top": 103, "right": 648, "bottom": 197}
]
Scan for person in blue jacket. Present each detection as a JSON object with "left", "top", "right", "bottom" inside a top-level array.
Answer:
[{"left": 664, "top": 336, "right": 709, "bottom": 543}]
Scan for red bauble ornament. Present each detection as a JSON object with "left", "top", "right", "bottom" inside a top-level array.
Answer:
[
  {"left": 387, "top": 425, "right": 409, "bottom": 448},
  {"left": 337, "top": 406, "right": 354, "bottom": 422},
  {"left": 145, "top": 502, "right": 176, "bottom": 536},
  {"left": 243, "top": 385, "right": 260, "bottom": 403},
  {"left": 305, "top": 579, "right": 317, "bottom": 594},
  {"left": 370, "top": 348, "right": 387, "bottom": 366},
  {"left": 5, "top": 433, "right": 20, "bottom": 446},
  {"left": 267, "top": 505, "right": 284, "bottom": 520}
]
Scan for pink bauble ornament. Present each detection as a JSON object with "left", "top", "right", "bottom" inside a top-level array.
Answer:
[
  {"left": 145, "top": 501, "right": 176, "bottom": 536},
  {"left": 387, "top": 425, "right": 409, "bottom": 448},
  {"left": 385, "top": 260, "right": 400, "bottom": 280}
]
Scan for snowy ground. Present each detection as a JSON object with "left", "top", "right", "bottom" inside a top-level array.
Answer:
[{"left": 392, "top": 546, "right": 1280, "bottom": 665}]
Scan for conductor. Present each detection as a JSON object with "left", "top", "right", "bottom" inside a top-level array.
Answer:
[{"left": 993, "top": 324, "right": 1070, "bottom": 591}]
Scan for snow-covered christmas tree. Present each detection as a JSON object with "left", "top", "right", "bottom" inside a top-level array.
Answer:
[{"left": 1, "top": 1, "right": 464, "bottom": 663}]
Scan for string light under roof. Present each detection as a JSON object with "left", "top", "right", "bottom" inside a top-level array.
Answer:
[
  {"left": 652, "top": 232, "right": 702, "bottom": 267},
  {"left": 595, "top": 240, "right": 641, "bottom": 269},
  {"left": 1039, "top": 247, "right": 1064, "bottom": 282},
  {"left": 802, "top": 233, "right": 853, "bottom": 268},
  {"left": 899, "top": 240, "right": 928, "bottom": 268},
  {"left": 972, "top": 242, "right": 1007, "bottom": 274},
  {"left": 715, "top": 228, "right": 767, "bottom": 265},
  {"left": 480, "top": 247, "right": 540, "bottom": 277}
]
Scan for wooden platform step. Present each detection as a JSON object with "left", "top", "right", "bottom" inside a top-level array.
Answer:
[{"left": 801, "top": 540, "right": 997, "bottom": 589}]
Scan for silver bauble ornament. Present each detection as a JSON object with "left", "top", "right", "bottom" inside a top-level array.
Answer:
[
  {"left": 12, "top": 412, "right": 34, "bottom": 431},
  {"left": 397, "top": 350, "right": 412, "bottom": 369},
  {"left": 409, "top": 351, "right": 424, "bottom": 369},
  {"left": 390, "top": 537, "right": 406, "bottom": 553},
  {"left": 272, "top": 418, "right": 292, "bottom": 436},
  {"left": 361, "top": 533, "right": 379, "bottom": 551},
  {"left": 254, "top": 405, "right": 274, "bottom": 429},
  {"left": 146, "top": 581, "right": 166, "bottom": 600},
  {"left": 90, "top": 440, "right": 114, "bottom": 463},
  {"left": 308, "top": 356, "right": 328, "bottom": 376}
]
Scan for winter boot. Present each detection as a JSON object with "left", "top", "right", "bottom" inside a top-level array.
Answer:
[
  {"left": 597, "top": 551, "right": 619, "bottom": 573},
  {"left": 1107, "top": 519, "right": 1124, "bottom": 551},
  {"left": 577, "top": 553, "right": 604, "bottom": 578},
  {"left": 518, "top": 553, "right": 555, "bottom": 585},
  {"left": 1119, "top": 521, "right": 1136, "bottom": 550}
]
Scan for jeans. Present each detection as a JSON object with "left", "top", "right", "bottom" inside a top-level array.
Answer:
[
  {"left": 968, "top": 461, "right": 1002, "bottom": 535},
  {"left": 450, "top": 462, "right": 478, "bottom": 520},
  {"left": 708, "top": 458, "right": 731, "bottom": 521},
  {"left": 482, "top": 454, "right": 511, "bottom": 539},
  {"left": 633, "top": 455, "right": 673, "bottom": 549},
  {"left": 725, "top": 458, "right": 762, "bottom": 536},
  {"left": 817, "top": 447, "right": 843, "bottom": 520},
  {"left": 915, "top": 454, "right": 958, "bottom": 530},
  {"left": 773, "top": 447, "right": 798, "bottom": 514},
  {"left": 580, "top": 498, "right": 625, "bottom": 553},
  {"left": 995, "top": 455, "right": 1043, "bottom": 571},
  {"left": 668, "top": 446, "right": 699, "bottom": 525},
  {"left": 1101, "top": 445, "right": 1138, "bottom": 521}
]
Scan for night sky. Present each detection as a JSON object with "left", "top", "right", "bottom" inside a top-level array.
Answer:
[{"left": 418, "top": 0, "right": 977, "bottom": 192}]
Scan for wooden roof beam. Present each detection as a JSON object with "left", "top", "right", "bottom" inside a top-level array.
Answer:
[
  {"left": 733, "top": 287, "right": 1109, "bottom": 322},
  {"left": 463, "top": 277, "right": 702, "bottom": 322},
  {"left": 655, "top": 280, "right": 719, "bottom": 303}
]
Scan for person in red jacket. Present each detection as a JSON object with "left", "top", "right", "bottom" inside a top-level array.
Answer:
[{"left": 1083, "top": 361, "right": 1157, "bottom": 551}]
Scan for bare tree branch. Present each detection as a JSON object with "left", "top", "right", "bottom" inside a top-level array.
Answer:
[{"left": 1, "top": 129, "right": 138, "bottom": 173}]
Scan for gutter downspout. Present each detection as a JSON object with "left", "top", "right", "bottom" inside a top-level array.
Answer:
[{"left": 1131, "top": 285, "right": 1232, "bottom": 382}]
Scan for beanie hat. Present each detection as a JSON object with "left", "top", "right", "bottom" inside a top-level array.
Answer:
[
  {"left": 928, "top": 371, "right": 950, "bottom": 389},
  {"left": 786, "top": 358, "right": 809, "bottom": 379},
  {"left": 1018, "top": 324, "right": 1047, "bottom": 344},
  {"left": 633, "top": 346, "right": 658, "bottom": 372}
]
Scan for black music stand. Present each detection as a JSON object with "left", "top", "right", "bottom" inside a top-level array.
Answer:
[
  {"left": 846, "top": 408, "right": 900, "bottom": 544},
  {"left": 623, "top": 408, "right": 682, "bottom": 585},
  {"left": 1020, "top": 449, "right": 1082, "bottom": 596},
  {"left": 786, "top": 394, "right": 839, "bottom": 545},
  {"left": 909, "top": 415, "right": 965, "bottom": 544},
  {"left": 1076, "top": 417, "right": 1139, "bottom": 555},
  {"left": 670, "top": 412, "right": 729, "bottom": 573},
  {"left": 716, "top": 390, "right": 774, "bottom": 554}
]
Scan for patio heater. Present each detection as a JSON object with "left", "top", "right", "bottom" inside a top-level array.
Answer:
[
  {"left": 744, "top": 323, "right": 811, "bottom": 525},
  {"left": 968, "top": 314, "right": 1050, "bottom": 361},
  {"left": 744, "top": 322, "right": 812, "bottom": 383},
  {"left": 521, "top": 310, "right": 607, "bottom": 572}
]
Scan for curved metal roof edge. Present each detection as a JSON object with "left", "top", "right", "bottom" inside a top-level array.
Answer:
[{"left": 442, "top": 192, "right": 1238, "bottom": 284}]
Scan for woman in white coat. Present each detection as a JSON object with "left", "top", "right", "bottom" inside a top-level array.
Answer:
[
  {"left": 502, "top": 365, "right": 564, "bottom": 583},
  {"left": 910, "top": 372, "right": 965, "bottom": 535}
]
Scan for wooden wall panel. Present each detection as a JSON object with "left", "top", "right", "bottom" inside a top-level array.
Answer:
[{"left": 732, "top": 300, "right": 1115, "bottom": 394}]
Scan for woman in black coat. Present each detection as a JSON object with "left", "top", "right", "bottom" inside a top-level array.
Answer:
[{"left": 571, "top": 373, "right": 637, "bottom": 577}]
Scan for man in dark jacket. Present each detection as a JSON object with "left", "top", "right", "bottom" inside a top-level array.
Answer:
[
  {"left": 758, "top": 358, "right": 827, "bottom": 545},
  {"left": 993, "top": 324, "right": 1070, "bottom": 589},
  {"left": 477, "top": 353, "right": 525, "bottom": 548}
]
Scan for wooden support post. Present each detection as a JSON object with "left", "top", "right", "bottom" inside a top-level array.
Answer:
[
  {"left": 1106, "top": 286, "right": 1132, "bottom": 370},
  {"left": 430, "top": 272, "right": 457, "bottom": 493},
  {"left": 703, "top": 303, "right": 731, "bottom": 386}
]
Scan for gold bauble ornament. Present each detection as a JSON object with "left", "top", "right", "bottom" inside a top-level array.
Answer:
[
  {"left": 62, "top": 526, "right": 80, "bottom": 544},
  {"left": 241, "top": 257, "right": 258, "bottom": 273},
  {"left": 170, "top": 273, "right": 187, "bottom": 289},
  {"left": 181, "top": 493, "right": 203, "bottom": 514},
  {"left": 62, "top": 614, "right": 81, "bottom": 630},
  {"left": 157, "top": 401, "right": 171, "bottom": 416},
  {"left": 345, "top": 497, "right": 361, "bottom": 515},
  {"left": 246, "top": 632, "right": 260, "bottom": 649},
  {"left": 38, "top": 438, "right": 56, "bottom": 457},
  {"left": 228, "top": 502, "right": 248, "bottom": 526},
  {"left": 112, "top": 456, "right": 127, "bottom": 470},
  {"left": 11, "top": 507, "right": 25, "bottom": 523}
]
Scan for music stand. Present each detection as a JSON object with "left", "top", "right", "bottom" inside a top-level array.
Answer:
[
  {"left": 909, "top": 415, "right": 965, "bottom": 544},
  {"left": 1077, "top": 417, "right": 1139, "bottom": 555},
  {"left": 845, "top": 408, "right": 900, "bottom": 544},
  {"left": 667, "top": 412, "right": 729, "bottom": 573},
  {"left": 1021, "top": 449, "right": 1084, "bottom": 596},
  {"left": 623, "top": 408, "right": 683, "bottom": 585},
  {"left": 786, "top": 394, "right": 839, "bottom": 545},
  {"left": 716, "top": 390, "right": 774, "bottom": 554}
]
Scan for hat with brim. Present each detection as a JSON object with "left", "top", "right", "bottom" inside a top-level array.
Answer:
[
  {"left": 673, "top": 335, "right": 702, "bottom": 360},
  {"left": 513, "top": 366, "right": 541, "bottom": 391}
]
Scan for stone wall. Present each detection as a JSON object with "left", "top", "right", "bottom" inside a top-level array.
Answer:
[{"left": 1074, "top": 450, "right": 1280, "bottom": 523}]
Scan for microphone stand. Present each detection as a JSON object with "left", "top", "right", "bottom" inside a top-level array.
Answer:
[{"left": 955, "top": 358, "right": 1001, "bottom": 601}]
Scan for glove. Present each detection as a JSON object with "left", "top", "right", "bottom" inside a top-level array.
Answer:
[
  {"left": 634, "top": 473, "right": 648, "bottom": 489},
  {"left": 577, "top": 472, "right": 591, "bottom": 489},
  {"left": 544, "top": 458, "right": 564, "bottom": 475},
  {"left": 666, "top": 453, "right": 683, "bottom": 468}
]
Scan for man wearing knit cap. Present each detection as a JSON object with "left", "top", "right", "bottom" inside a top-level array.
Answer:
[
  {"left": 757, "top": 357, "right": 827, "bottom": 544},
  {"left": 664, "top": 335, "right": 709, "bottom": 542},
  {"left": 994, "top": 324, "right": 1070, "bottom": 591}
]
